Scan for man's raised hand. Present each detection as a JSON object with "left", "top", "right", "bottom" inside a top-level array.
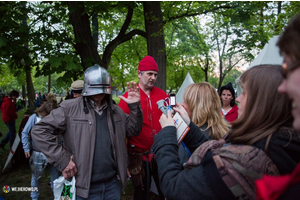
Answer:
[{"left": 119, "top": 81, "right": 140, "bottom": 104}]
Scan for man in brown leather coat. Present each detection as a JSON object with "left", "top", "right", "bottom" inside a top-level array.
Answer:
[{"left": 32, "top": 65, "right": 143, "bottom": 199}]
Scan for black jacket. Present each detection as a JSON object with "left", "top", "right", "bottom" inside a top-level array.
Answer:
[{"left": 152, "top": 122, "right": 300, "bottom": 200}]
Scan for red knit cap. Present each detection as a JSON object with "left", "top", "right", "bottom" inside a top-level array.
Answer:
[{"left": 138, "top": 55, "right": 159, "bottom": 72}]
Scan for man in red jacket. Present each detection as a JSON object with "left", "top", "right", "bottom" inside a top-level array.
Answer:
[
  {"left": 119, "top": 55, "right": 167, "bottom": 200},
  {"left": 0, "top": 90, "right": 19, "bottom": 150}
]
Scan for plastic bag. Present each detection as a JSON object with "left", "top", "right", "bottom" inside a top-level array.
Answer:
[
  {"left": 53, "top": 175, "right": 76, "bottom": 200},
  {"left": 29, "top": 151, "right": 48, "bottom": 181}
]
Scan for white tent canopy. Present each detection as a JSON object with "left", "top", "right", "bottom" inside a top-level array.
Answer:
[
  {"left": 248, "top": 35, "right": 283, "bottom": 68},
  {"left": 248, "top": 35, "right": 283, "bottom": 69},
  {"left": 236, "top": 35, "right": 284, "bottom": 96},
  {"left": 176, "top": 72, "right": 194, "bottom": 104}
]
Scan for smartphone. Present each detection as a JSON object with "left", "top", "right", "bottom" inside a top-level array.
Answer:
[{"left": 169, "top": 93, "right": 176, "bottom": 107}]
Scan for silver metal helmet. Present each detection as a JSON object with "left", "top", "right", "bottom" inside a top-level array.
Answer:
[{"left": 82, "top": 64, "right": 112, "bottom": 96}]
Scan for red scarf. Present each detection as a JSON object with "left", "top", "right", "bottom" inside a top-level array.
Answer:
[{"left": 256, "top": 162, "right": 300, "bottom": 200}]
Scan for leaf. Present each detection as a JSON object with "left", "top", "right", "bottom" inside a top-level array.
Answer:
[
  {"left": 49, "top": 56, "right": 62, "bottom": 69},
  {"left": 65, "top": 61, "right": 78, "bottom": 71},
  {"left": 0, "top": 37, "right": 7, "bottom": 48}
]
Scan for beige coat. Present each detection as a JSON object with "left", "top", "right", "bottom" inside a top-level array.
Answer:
[{"left": 31, "top": 96, "right": 143, "bottom": 198}]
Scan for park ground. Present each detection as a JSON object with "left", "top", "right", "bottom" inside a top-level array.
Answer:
[{"left": 0, "top": 109, "right": 160, "bottom": 200}]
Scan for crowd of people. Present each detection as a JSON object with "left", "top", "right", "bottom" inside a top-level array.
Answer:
[{"left": 0, "top": 12, "right": 300, "bottom": 200}]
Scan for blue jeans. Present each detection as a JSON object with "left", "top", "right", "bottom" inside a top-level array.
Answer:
[
  {"left": 76, "top": 177, "right": 120, "bottom": 200},
  {"left": 0, "top": 121, "right": 16, "bottom": 148},
  {"left": 31, "top": 164, "right": 59, "bottom": 200}
]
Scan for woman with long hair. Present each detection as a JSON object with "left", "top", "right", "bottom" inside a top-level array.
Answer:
[
  {"left": 182, "top": 82, "right": 229, "bottom": 140},
  {"left": 152, "top": 65, "right": 300, "bottom": 200},
  {"left": 179, "top": 83, "right": 229, "bottom": 164}
]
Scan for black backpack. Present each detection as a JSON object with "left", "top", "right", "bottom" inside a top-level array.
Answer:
[{"left": 12, "top": 114, "right": 31, "bottom": 168}]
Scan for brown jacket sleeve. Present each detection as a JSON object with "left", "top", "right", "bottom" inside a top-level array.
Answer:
[
  {"left": 125, "top": 101, "right": 143, "bottom": 137},
  {"left": 31, "top": 107, "right": 72, "bottom": 172}
]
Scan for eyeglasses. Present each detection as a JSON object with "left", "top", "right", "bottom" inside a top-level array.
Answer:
[{"left": 281, "top": 62, "right": 300, "bottom": 78}]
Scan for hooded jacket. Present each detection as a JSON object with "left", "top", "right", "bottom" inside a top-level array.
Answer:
[
  {"left": 31, "top": 96, "right": 143, "bottom": 198},
  {"left": 1, "top": 96, "right": 18, "bottom": 123},
  {"left": 222, "top": 104, "right": 238, "bottom": 124},
  {"left": 119, "top": 85, "right": 167, "bottom": 152}
]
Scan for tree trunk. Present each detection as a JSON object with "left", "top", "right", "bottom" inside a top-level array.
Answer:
[
  {"left": 277, "top": 1, "right": 282, "bottom": 15},
  {"left": 22, "top": 3, "right": 35, "bottom": 113},
  {"left": 48, "top": 74, "right": 51, "bottom": 93},
  {"left": 22, "top": 85, "right": 26, "bottom": 101},
  {"left": 68, "top": 2, "right": 146, "bottom": 72},
  {"left": 218, "top": 59, "right": 223, "bottom": 92},
  {"left": 218, "top": 76, "right": 224, "bottom": 92},
  {"left": 205, "top": 54, "right": 209, "bottom": 82},
  {"left": 260, "top": 7, "right": 265, "bottom": 47},
  {"left": 67, "top": 1, "right": 102, "bottom": 69},
  {"left": 143, "top": 1, "right": 166, "bottom": 91},
  {"left": 275, "top": 1, "right": 282, "bottom": 33},
  {"left": 26, "top": 68, "right": 35, "bottom": 112}
]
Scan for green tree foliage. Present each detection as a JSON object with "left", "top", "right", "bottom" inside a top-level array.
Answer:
[
  {"left": 109, "top": 36, "right": 145, "bottom": 93},
  {"left": 222, "top": 68, "right": 243, "bottom": 89},
  {"left": 275, "top": 1, "right": 300, "bottom": 34},
  {"left": 0, "top": 65, "right": 22, "bottom": 94},
  {"left": 0, "top": 2, "right": 30, "bottom": 67},
  {"left": 0, "top": 1, "right": 37, "bottom": 110},
  {"left": 30, "top": 1, "right": 83, "bottom": 82},
  {"left": 164, "top": 16, "right": 215, "bottom": 92},
  {"left": 0, "top": 1, "right": 299, "bottom": 95},
  {"left": 206, "top": 12, "right": 246, "bottom": 91},
  {"left": 199, "top": 1, "right": 298, "bottom": 91}
]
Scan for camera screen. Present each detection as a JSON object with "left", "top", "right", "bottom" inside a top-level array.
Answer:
[{"left": 170, "top": 96, "right": 176, "bottom": 106}]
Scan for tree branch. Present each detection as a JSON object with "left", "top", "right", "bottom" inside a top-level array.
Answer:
[
  {"left": 222, "top": 57, "right": 243, "bottom": 79},
  {"left": 164, "top": 5, "right": 236, "bottom": 24},
  {"left": 166, "top": 24, "right": 177, "bottom": 57},
  {"left": 221, "top": 26, "right": 229, "bottom": 57},
  {"left": 119, "top": 5, "right": 133, "bottom": 36},
  {"left": 102, "top": 29, "right": 146, "bottom": 68},
  {"left": 102, "top": 4, "right": 146, "bottom": 68}
]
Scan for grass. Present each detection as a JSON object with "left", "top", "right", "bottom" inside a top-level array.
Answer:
[
  {"left": 0, "top": 108, "right": 160, "bottom": 200},
  {"left": 113, "top": 95, "right": 121, "bottom": 105},
  {"left": 0, "top": 109, "right": 46, "bottom": 200}
]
